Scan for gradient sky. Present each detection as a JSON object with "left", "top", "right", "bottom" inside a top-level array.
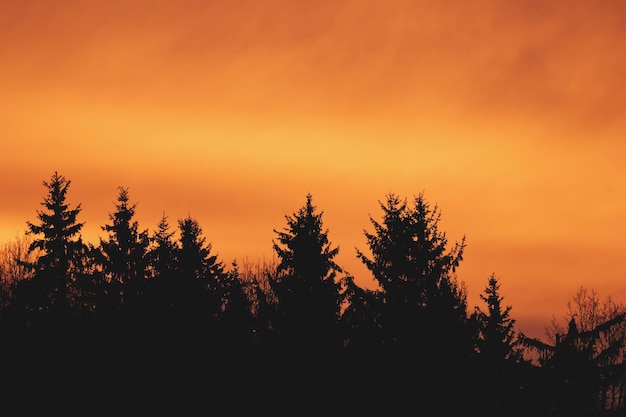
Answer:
[{"left": 2, "top": 0, "right": 626, "bottom": 339}]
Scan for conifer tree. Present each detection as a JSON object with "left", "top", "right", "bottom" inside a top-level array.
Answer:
[
  {"left": 472, "top": 273, "right": 525, "bottom": 414},
  {"left": 353, "top": 191, "right": 476, "bottom": 417},
  {"left": 148, "top": 213, "right": 178, "bottom": 280},
  {"left": 96, "top": 187, "right": 149, "bottom": 321},
  {"left": 175, "top": 216, "right": 224, "bottom": 328},
  {"left": 270, "top": 193, "right": 344, "bottom": 353},
  {"left": 474, "top": 273, "right": 520, "bottom": 362},
  {"left": 18, "top": 171, "right": 86, "bottom": 326},
  {"left": 144, "top": 213, "right": 179, "bottom": 325},
  {"left": 356, "top": 192, "right": 469, "bottom": 359}
]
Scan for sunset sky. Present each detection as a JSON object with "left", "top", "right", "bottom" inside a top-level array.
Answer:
[{"left": 2, "top": 0, "right": 626, "bottom": 339}]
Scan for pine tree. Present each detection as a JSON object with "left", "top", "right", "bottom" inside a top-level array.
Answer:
[
  {"left": 144, "top": 213, "right": 179, "bottom": 326},
  {"left": 349, "top": 192, "right": 473, "bottom": 412},
  {"left": 270, "top": 193, "right": 344, "bottom": 353},
  {"left": 175, "top": 216, "right": 224, "bottom": 331},
  {"left": 472, "top": 273, "right": 525, "bottom": 414},
  {"left": 356, "top": 192, "right": 469, "bottom": 357},
  {"left": 96, "top": 187, "right": 149, "bottom": 322},
  {"left": 17, "top": 171, "right": 86, "bottom": 327},
  {"left": 474, "top": 273, "right": 520, "bottom": 362},
  {"left": 148, "top": 213, "right": 178, "bottom": 280}
]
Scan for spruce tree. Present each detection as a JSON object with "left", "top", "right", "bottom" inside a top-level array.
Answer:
[
  {"left": 144, "top": 213, "right": 179, "bottom": 326},
  {"left": 270, "top": 193, "right": 344, "bottom": 353},
  {"left": 472, "top": 273, "right": 525, "bottom": 414},
  {"left": 148, "top": 213, "right": 178, "bottom": 280},
  {"left": 18, "top": 171, "right": 86, "bottom": 327},
  {"left": 356, "top": 192, "right": 468, "bottom": 356},
  {"left": 175, "top": 216, "right": 224, "bottom": 332},
  {"left": 355, "top": 192, "right": 473, "bottom": 412},
  {"left": 474, "top": 273, "right": 520, "bottom": 363},
  {"left": 96, "top": 187, "right": 149, "bottom": 323}
]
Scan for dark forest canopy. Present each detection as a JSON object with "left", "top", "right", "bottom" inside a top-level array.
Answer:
[{"left": 1, "top": 171, "right": 626, "bottom": 415}]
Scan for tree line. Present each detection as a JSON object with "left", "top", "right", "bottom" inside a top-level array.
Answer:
[{"left": 1, "top": 171, "right": 625, "bottom": 415}]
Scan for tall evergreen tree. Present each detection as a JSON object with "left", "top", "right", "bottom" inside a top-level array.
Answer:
[
  {"left": 177, "top": 216, "right": 223, "bottom": 283},
  {"left": 175, "top": 216, "right": 224, "bottom": 331},
  {"left": 144, "top": 213, "right": 179, "bottom": 326},
  {"left": 148, "top": 213, "right": 178, "bottom": 280},
  {"left": 355, "top": 192, "right": 472, "bottom": 412},
  {"left": 17, "top": 171, "right": 86, "bottom": 327},
  {"left": 472, "top": 273, "right": 526, "bottom": 415},
  {"left": 96, "top": 187, "right": 149, "bottom": 322},
  {"left": 356, "top": 192, "right": 469, "bottom": 356},
  {"left": 270, "top": 193, "right": 344, "bottom": 353},
  {"left": 474, "top": 273, "right": 521, "bottom": 363}
]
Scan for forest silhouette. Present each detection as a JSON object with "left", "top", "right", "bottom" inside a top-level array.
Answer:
[{"left": 1, "top": 171, "right": 626, "bottom": 415}]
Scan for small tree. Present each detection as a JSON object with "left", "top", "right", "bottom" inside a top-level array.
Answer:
[
  {"left": 0, "top": 234, "right": 38, "bottom": 311},
  {"left": 523, "top": 287, "right": 626, "bottom": 413},
  {"left": 472, "top": 273, "right": 527, "bottom": 414},
  {"left": 473, "top": 273, "right": 521, "bottom": 363},
  {"left": 236, "top": 256, "right": 279, "bottom": 347}
]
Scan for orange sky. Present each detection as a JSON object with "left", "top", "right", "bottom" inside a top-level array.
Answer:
[{"left": 2, "top": 0, "right": 626, "bottom": 339}]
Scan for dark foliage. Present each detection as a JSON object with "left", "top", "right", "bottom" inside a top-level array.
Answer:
[{"left": 0, "top": 173, "right": 624, "bottom": 415}]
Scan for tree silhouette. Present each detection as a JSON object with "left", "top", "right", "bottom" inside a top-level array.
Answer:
[
  {"left": 474, "top": 273, "right": 522, "bottom": 362},
  {"left": 175, "top": 215, "right": 224, "bottom": 335},
  {"left": 235, "top": 256, "right": 279, "bottom": 348},
  {"left": 148, "top": 212, "right": 178, "bottom": 280},
  {"left": 11, "top": 172, "right": 626, "bottom": 413},
  {"left": 356, "top": 193, "right": 470, "bottom": 356},
  {"left": 522, "top": 288, "right": 626, "bottom": 414},
  {"left": 14, "top": 171, "right": 86, "bottom": 329},
  {"left": 522, "top": 312, "right": 626, "bottom": 414},
  {"left": 0, "top": 234, "right": 38, "bottom": 311},
  {"left": 143, "top": 212, "right": 179, "bottom": 327},
  {"left": 472, "top": 273, "right": 530, "bottom": 415},
  {"left": 354, "top": 192, "right": 472, "bottom": 412},
  {"left": 270, "top": 193, "right": 345, "bottom": 354},
  {"left": 96, "top": 187, "right": 150, "bottom": 325}
]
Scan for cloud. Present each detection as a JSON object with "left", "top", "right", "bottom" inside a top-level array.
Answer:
[{"left": 3, "top": 0, "right": 625, "bottom": 132}]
